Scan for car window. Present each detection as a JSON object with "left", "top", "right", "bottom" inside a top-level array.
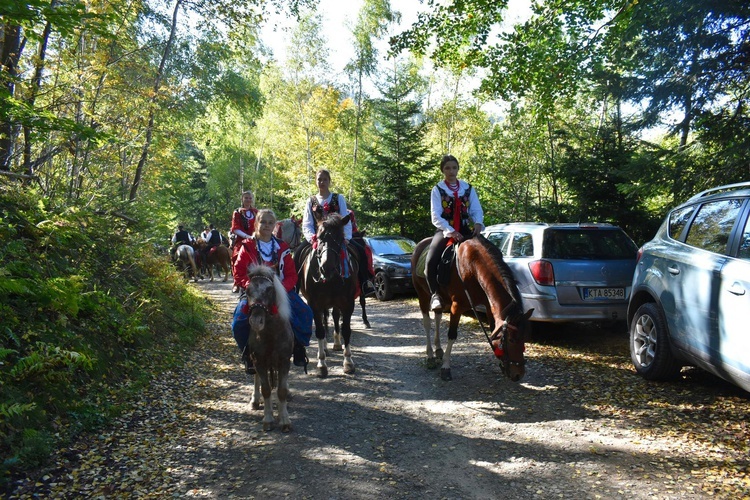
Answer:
[
  {"left": 669, "top": 205, "right": 696, "bottom": 241},
  {"left": 542, "top": 229, "right": 637, "bottom": 259},
  {"left": 738, "top": 215, "right": 750, "bottom": 260},
  {"left": 486, "top": 232, "right": 511, "bottom": 254},
  {"left": 368, "top": 238, "right": 415, "bottom": 255},
  {"left": 684, "top": 199, "right": 743, "bottom": 254},
  {"left": 509, "top": 233, "right": 534, "bottom": 257}
]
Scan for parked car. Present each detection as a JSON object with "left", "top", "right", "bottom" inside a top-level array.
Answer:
[
  {"left": 481, "top": 222, "right": 639, "bottom": 328},
  {"left": 628, "top": 182, "right": 750, "bottom": 393},
  {"left": 363, "top": 235, "right": 417, "bottom": 301}
]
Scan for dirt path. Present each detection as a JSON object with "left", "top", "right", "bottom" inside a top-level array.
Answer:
[{"left": 10, "top": 280, "right": 748, "bottom": 499}]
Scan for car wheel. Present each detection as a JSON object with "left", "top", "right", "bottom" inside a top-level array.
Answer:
[
  {"left": 374, "top": 271, "right": 393, "bottom": 301},
  {"left": 630, "top": 302, "right": 682, "bottom": 381}
]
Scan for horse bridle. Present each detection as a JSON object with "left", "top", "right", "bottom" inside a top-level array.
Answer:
[
  {"left": 453, "top": 241, "right": 526, "bottom": 375},
  {"left": 312, "top": 232, "right": 346, "bottom": 284},
  {"left": 246, "top": 275, "right": 277, "bottom": 315}
]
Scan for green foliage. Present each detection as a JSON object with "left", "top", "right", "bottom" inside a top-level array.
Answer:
[{"left": 0, "top": 186, "right": 212, "bottom": 484}]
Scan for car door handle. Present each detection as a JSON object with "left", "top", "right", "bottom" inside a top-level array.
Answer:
[
  {"left": 728, "top": 283, "right": 746, "bottom": 296},
  {"left": 667, "top": 266, "right": 680, "bottom": 276}
]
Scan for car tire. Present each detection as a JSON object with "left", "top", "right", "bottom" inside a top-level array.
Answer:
[
  {"left": 630, "top": 302, "right": 682, "bottom": 381},
  {"left": 374, "top": 271, "right": 393, "bottom": 301}
]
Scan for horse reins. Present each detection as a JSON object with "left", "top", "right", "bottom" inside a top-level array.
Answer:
[{"left": 453, "top": 240, "right": 524, "bottom": 370}]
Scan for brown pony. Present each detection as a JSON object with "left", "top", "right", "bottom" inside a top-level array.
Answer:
[
  {"left": 195, "top": 241, "right": 231, "bottom": 282},
  {"left": 298, "top": 213, "right": 358, "bottom": 378},
  {"left": 244, "top": 265, "right": 293, "bottom": 432},
  {"left": 411, "top": 235, "right": 533, "bottom": 382}
]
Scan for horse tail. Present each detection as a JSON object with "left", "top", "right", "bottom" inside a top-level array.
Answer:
[{"left": 188, "top": 252, "right": 199, "bottom": 277}]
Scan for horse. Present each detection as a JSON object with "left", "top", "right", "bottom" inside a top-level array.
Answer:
[
  {"left": 278, "top": 215, "right": 371, "bottom": 331},
  {"left": 273, "top": 217, "right": 303, "bottom": 251},
  {"left": 298, "top": 213, "right": 358, "bottom": 378},
  {"left": 411, "top": 234, "right": 533, "bottom": 382},
  {"left": 195, "top": 240, "right": 231, "bottom": 282},
  {"left": 173, "top": 244, "right": 200, "bottom": 282},
  {"left": 244, "top": 265, "right": 293, "bottom": 432}
]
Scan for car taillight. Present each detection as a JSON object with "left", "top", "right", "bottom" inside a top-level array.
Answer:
[
  {"left": 636, "top": 247, "right": 644, "bottom": 263},
  {"left": 529, "top": 260, "right": 555, "bottom": 286}
]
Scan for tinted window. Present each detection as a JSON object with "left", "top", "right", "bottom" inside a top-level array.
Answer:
[
  {"left": 542, "top": 229, "right": 637, "bottom": 259},
  {"left": 486, "top": 232, "right": 511, "bottom": 254},
  {"left": 509, "top": 232, "right": 534, "bottom": 257},
  {"left": 685, "top": 199, "right": 742, "bottom": 254},
  {"left": 368, "top": 238, "right": 416, "bottom": 255},
  {"left": 739, "top": 215, "right": 750, "bottom": 260},
  {"left": 669, "top": 205, "right": 696, "bottom": 241}
]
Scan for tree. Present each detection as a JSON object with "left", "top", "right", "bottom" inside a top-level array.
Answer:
[{"left": 359, "top": 58, "right": 433, "bottom": 239}]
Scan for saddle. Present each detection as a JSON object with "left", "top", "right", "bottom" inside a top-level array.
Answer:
[{"left": 416, "top": 242, "right": 456, "bottom": 286}]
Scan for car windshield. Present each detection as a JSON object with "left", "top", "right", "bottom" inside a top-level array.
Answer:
[
  {"left": 542, "top": 229, "right": 638, "bottom": 259},
  {"left": 368, "top": 238, "right": 416, "bottom": 256}
]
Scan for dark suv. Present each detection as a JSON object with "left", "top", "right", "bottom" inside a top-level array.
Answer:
[
  {"left": 482, "top": 222, "right": 638, "bottom": 327},
  {"left": 363, "top": 235, "right": 417, "bottom": 301},
  {"left": 628, "top": 182, "right": 750, "bottom": 392}
]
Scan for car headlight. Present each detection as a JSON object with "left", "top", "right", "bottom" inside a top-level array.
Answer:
[{"left": 391, "top": 266, "right": 410, "bottom": 276}]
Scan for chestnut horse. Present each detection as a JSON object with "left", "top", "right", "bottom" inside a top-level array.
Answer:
[
  {"left": 245, "top": 265, "right": 293, "bottom": 432},
  {"left": 298, "top": 214, "right": 358, "bottom": 378},
  {"left": 195, "top": 241, "right": 231, "bottom": 282},
  {"left": 411, "top": 235, "right": 533, "bottom": 381}
]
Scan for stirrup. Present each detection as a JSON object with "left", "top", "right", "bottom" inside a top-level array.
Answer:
[{"left": 430, "top": 293, "right": 443, "bottom": 311}]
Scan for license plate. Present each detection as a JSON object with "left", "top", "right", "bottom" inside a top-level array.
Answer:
[{"left": 583, "top": 287, "right": 625, "bottom": 300}]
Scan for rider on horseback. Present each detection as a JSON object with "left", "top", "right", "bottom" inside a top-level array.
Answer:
[
  {"left": 231, "top": 190, "right": 258, "bottom": 293},
  {"left": 298, "top": 169, "right": 376, "bottom": 297},
  {"left": 425, "top": 155, "right": 485, "bottom": 311},
  {"left": 170, "top": 225, "right": 195, "bottom": 260}
]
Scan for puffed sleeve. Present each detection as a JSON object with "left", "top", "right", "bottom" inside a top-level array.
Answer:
[
  {"left": 278, "top": 244, "right": 298, "bottom": 292},
  {"left": 234, "top": 241, "right": 256, "bottom": 290}
]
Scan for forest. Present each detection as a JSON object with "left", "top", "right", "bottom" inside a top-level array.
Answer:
[{"left": 1, "top": 0, "right": 749, "bottom": 483}]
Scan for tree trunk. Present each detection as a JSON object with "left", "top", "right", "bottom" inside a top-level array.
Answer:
[
  {"left": 1, "top": 23, "right": 22, "bottom": 171},
  {"left": 129, "top": 0, "right": 182, "bottom": 201}
]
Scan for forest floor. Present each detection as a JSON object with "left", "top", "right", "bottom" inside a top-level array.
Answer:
[{"left": 8, "top": 279, "right": 750, "bottom": 499}]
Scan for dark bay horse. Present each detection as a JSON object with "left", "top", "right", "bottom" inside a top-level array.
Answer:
[
  {"left": 298, "top": 214, "right": 358, "bottom": 377},
  {"left": 245, "top": 265, "right": 293, "bottom": 432},
  {"left": 277, "top": 216, "right": 371, "bottom": 330},
  {"left": 411, "top": 235, "right": 533, "bottom": 382}
]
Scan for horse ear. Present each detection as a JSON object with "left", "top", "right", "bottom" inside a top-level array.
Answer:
[
  {"left": 523, "top": 308, "right": 534, "bottom": 320},
  {"left": 342, "top": 214, "right": 351, "bottom": 225}
]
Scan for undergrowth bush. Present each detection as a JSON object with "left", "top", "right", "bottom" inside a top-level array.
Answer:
[{"left": 0, "top": 186, "right": 212, "bottom": 488}]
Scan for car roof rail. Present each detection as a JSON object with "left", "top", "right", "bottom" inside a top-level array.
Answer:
[{"left": 686, "top": 181, "right": 750, "bottom": 202}]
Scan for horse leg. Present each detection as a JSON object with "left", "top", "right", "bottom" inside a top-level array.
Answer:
[
  {"left": 422, "top": 311, "right": 436, "bottom": 369},
  {"left": 277, "top": 366, "right": 291, "bottom": 433},
  {"left": 259, "top": 370, "right": 275, "bottom": 431},
  {"left": 332, "top": 308, "right": 343, "bottom": 352},
  {"left": 251, "top": 372, "right": 261, "bottom": 410},
  {"left": 440, "top": 313, "right": 460, "bottom": 381},
  {"left": 189, "top": 255, "right": 199, "bottom": 283},
  {"left": 341, "top": 305, "right": 355, "bottom": 374},
  {"left": 360, "top": 294, "right": 370, "bottom": 328},
  {"left": 314, "top": 311, "right": 328, "bottom": 378}
]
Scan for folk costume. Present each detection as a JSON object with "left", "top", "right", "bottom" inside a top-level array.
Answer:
[
  {"left": 231, "top": 236, "right": 313, "bottom": 370},
  {"left": 231, "top": 206, "right": 258, "bottom": 290},
  {"left": 425, "top": 179, "right": 484, "bottom": 308}
]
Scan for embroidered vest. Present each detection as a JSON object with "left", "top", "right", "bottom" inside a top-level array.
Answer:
[
  {"left": 174, "top": 230, "right": 191, "bottom": 245},
  {"left": 438, "top": 185, "right": 473, "bottom": 235},
  {"left": 310, "top": 193, "right": 340, "bottom": 226},
  {"left": 235, "top": 207, "right": 256, "bottom": 232}
]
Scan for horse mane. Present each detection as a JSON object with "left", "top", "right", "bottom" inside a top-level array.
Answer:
[
  {"left": 248, "top": 264, "right": 291, "bottom": 321},
  {"left": 472, "top": 235, "right": 524, "bottom": 309}
]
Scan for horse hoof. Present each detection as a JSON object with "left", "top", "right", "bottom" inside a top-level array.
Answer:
[
  {"left": 435, "top": 348, "right": 444, "bottom": 360},
  {"left": 425, "top": 358, "right": 438, "bottom": 370},
  {"left": 344, "top": 364, "right": 355, "bottom": 375},
  {"left": 333, "top": 344, "right": 343, "bottom": 352},
  {"left": 318, "top": 366, "right": 328, "bottom": 378},
  {"left": 440, "top": 368, "right": 452, "bottom": 381},
  {"left": 252, "top": 402, "right": 261, "bottom": 410},
  {"left": 263, "top": 422, "right": 272, "bottom": 432},
  {"left": 281, "top": 424, "right": 292, "bottom": 433},
  {"left": 363, "top": 320, "right": 371, "bottom": 329}
]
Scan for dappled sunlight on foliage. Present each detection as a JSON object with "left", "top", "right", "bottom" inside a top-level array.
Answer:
[{"left": 0, "top": 186, "right": 213, "bottom": 487}]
